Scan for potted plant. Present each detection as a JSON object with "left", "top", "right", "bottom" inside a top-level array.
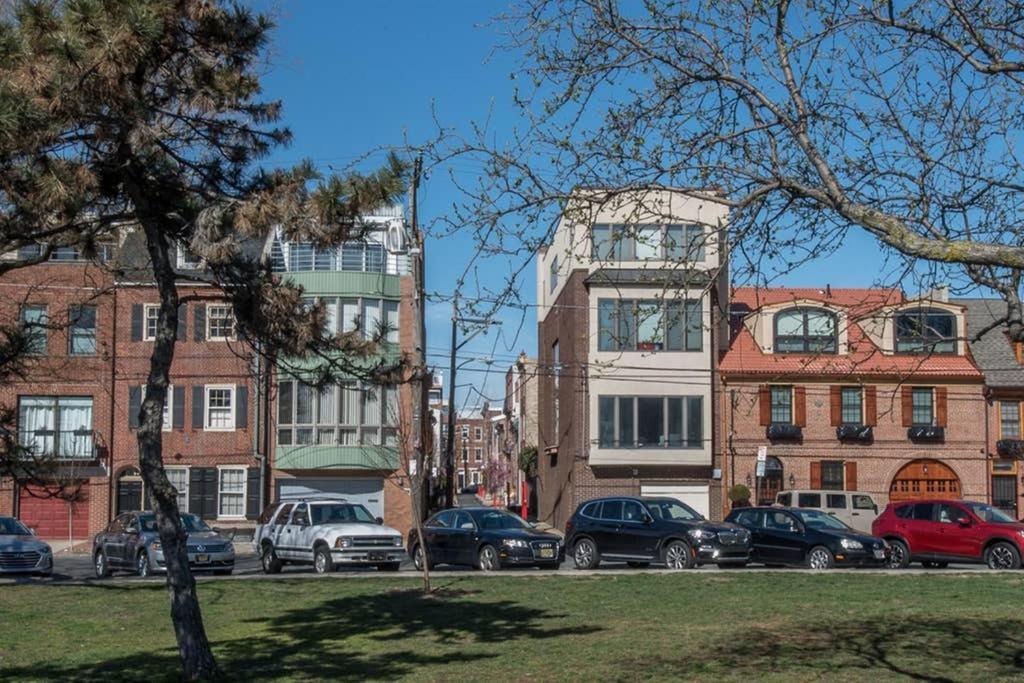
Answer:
[{"left": 728, "top": 484, "right": 751, "bottom": 509}]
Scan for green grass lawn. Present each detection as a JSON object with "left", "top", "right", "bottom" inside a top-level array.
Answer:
[{"left": 3, "top": 573, "right": 1024, "bottom": 681}]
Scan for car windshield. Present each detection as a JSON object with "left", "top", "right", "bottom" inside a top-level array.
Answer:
[
  {"left": 795, "top": 509, "right": 851, "bottom": 531},
  {"left": 0, "top": 518, "right": 30, "bottom": 535},
  {"left": 966, "top": 503, "right": 1016, "bottom": 523},
  {"left": 645, "top": 500, "right": 704, "bottom": 522},
  {"left": 137, "top": 514, "right": 210, "bottom": 533},
  {"left": 476, "top": 511, "right": 530, "bottom": 531},
  {"left": 311, "top": 504, "right": 376, "bottom": 525}
]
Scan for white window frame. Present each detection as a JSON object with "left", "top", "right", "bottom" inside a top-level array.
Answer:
[
  {"left": 204, "top": 384, "right": 236, "bottom": 431},
  {"left": 206, "top": 304, "right": 235, "bottom": 342},
  {"left": 216, "top": 465, "right": 246, "bottom": 519},
  {"left": 142, "top": 304, "right": 160, "bottom": 342},
  {"left": 475, "top": 448, "right": 482, "bottom": 462},
  {"left": 141, "top": 385, "right": 173, "bottom": 432},
  {"left": 474, "top": 427, "right": 482, "bottom": 441},
  {"left": 177, "top": 246, "right": 203, "bottom": 270},
  {"left": 165, "top": 466, "right": 189, "bottom": 512}
]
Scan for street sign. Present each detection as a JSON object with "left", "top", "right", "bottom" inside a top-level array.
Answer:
[
  {"left": 756, "top": 446, "right": 767, "bottom": 462},
  {"left": 755, "top": 460, "right": 766, "bottom": 478}
]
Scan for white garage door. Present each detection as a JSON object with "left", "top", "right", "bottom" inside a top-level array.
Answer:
[
  {"left": 641, "top": 484, "right": 710, "bottom": 519},
  {"left": 277, "top": 478, "right": 384, "bottom": 518}
]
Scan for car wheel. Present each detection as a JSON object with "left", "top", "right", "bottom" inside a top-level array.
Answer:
[
  {"left": 313, "top": 545, "right": 334, "bottom": 574},
  {"left": 412, "top": 545, "right": 434, "bottom": 571},
  {"left": 626, "top": 561, "right": 650, "bottom": 568},
  {"left": 573, "top": 538, "right": 600, "bottom": 570},
  {"left": 663, "top": 540, "right": 695, "bottom": 570},
  {"left": 476, "top": 544, "right": 500, "bottom": 572},
  {"left": 94, "top": 551, "right": 110, "bottom": 578},
  {"left": 921, "top": 561, "right": 948, "bottom": 569},
  {"left": 377, "top": 562, "right": 401, "bottom": 572},
  {"left": 261, "top": 544, "right": 282, "bottom": 574},
  {"left": 886, "top": 540, "right": 910, "bottom": 569},
  {"left": 807, "top": 546, "right": 835, "bottom": 570},
  {"left": 986, "top": 542, "right": 1021, "bottom": 570},
  {"left": 136, "top": 551, "right": 151, "bottom": 578}
]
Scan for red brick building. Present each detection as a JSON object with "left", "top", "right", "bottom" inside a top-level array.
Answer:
[{"left": 720, "top": 287, "right": 988, "bottom": 518}]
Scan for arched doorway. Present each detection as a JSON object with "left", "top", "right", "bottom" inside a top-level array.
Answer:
[
  {"left": 889, "top": 459, "right": 961, "bottom": 502},
  {"left": 758, "top": 456, "right": 784, "bottom": 505},
  {"left": 116, "top": 467, "right": 144, "bottom": 514}
]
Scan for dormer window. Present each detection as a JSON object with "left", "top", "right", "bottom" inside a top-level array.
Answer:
[
  {"left": 895, "top": 308, "right": 956, "bottom": 354},
  {"left": 773, "top": 307, "right": 837, "bottom": 353}
]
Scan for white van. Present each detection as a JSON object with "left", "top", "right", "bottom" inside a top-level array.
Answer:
[{"left": 774, "top": 490, "right": 880, "bottom": 534}]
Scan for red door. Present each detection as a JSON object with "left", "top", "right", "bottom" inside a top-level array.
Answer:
[
  {"left": 936, "top": 503, "right": 984, "bottom": 559},
  {"left": 18, "top": 483, "right": 90, "bottom": 540}
]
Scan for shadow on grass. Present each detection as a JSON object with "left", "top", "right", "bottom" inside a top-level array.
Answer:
[
  {"left": 2, "top": 582, "right": 602, "bottom": 681},
  {"left": 642, "top": 617, "right": 1024, "bottom": 682}
]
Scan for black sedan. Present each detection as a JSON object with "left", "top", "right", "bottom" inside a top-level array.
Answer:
[
  {"left": 724, "top": 506, "right": 888, "bottom": 569},
  {"left": 408, "top": 507, "right": 563, "bottom": 571}
]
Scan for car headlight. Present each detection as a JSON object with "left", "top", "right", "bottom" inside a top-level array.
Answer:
[
  {"left": 687, "top": 529, "right": 716, "bottom": 541},
  {"left": 840, "top": 539, "right": 863, "bottom": 550},
  {"left": 503, "top": 539, "right": 529, "bottom": 548},
  {"left": 334, "top": 536, "right": 353, "bottom": 549},
  {"left": 40, "top": 546, "right": 52, "bottom": 555},
  {"left": 392, "top": 537, "right": 403, "bottom": 547}
]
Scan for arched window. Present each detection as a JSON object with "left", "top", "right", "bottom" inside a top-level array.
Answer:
[
  {"left": 895, "top": 308, "right": 956, "bottom": 354},
  {"left": 773, "top": 307, "right": 837, "bottom": 353}
]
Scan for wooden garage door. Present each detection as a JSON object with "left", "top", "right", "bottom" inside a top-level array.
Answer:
[
  {"left": 19, "top": 483, "right": 90, "bottom": 540},
  {"left": 889, "top": 459, "right": 961, "bottom": 503}
]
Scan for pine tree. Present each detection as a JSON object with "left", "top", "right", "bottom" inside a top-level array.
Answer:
[{"left": 0, "top": 1, "right": 406, "bottom": 678}]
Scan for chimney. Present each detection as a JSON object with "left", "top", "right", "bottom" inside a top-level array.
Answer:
[{"left": 922, "top": 284, "right": 949, "bottom": 302}]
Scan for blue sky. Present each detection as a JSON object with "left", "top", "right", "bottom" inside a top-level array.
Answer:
[{"left": 256, "top": 1, "right": 894, "bottom": 409}]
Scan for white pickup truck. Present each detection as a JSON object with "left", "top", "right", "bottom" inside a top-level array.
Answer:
[{"left": 253, "top": 497, "right": 405, "bottom": 574}]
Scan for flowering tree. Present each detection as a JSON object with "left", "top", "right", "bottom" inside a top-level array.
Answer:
[{"left": 482, "top": 458, "right": 514, "bottom": 496}]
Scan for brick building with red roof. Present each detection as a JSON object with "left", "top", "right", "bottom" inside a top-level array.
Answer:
[{"left": 719, "top": 286, "right": 988, "bottom": 518}]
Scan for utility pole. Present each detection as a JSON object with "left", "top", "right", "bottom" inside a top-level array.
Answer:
[{"left": 409, "top": 154, "right": 428, "bottom": 520}]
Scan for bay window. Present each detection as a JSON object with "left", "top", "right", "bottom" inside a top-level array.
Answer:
[
  {"left": 598, "top": 395, "right": 703, "bottom": 449},
  {"left": 277, "top": 379, "right": 396, "bottom": 447}
]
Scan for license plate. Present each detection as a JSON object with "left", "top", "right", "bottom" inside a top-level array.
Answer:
[
  {"left": 368, "top": 552, "right": 385, "bottom": 561},
  {"left": 196, "top": 554, "right": 210, "bottom": 563},
  {"left": 539, "top": 548, "right": 554, "bottom": 559},
  {"left": 873, "top": 549, "right": 885, "bottom": 559}
]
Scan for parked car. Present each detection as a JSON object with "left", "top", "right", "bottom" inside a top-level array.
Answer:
[
  {"left": 775, "top": 490, "right": 880, "bottom": 533},
  {"left": 254, "top": 497, "right": 404, "bottom": 574},
  {"left": 0, "top": 515, "right": 52, "bottom": 577},
  {"left": 408, "top": 507, "right": 563, "bottom": 571},
  {"left": 565, "top": 497, "right": 751, "bottom": 570},
  {"left": 93, "top": 512, "right": 235, "bottom": 578},
  {"left": 872, "top": 499, "right": 1024, "bottom": 570},
  {"left": 726, "top": 506, "right": 888, "bottom": 569}
]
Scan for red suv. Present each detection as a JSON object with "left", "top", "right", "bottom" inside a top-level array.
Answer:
[{"left": 872, "top": 499, "right": 1024, "bottom": 570}]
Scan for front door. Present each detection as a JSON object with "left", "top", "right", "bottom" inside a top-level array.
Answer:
[
  {"left": 992, "top": 475, "right": 1018, "bottom": 519},
  {"left": 760, "top": 510, "right": 806, "bottom": 565},
  {"left": 449, "top": 511, "right": 477, "bottom": 565},
  {"left": 277, "top": 503, "right": 308, "bottom": 561},
  {"left": 936, "top": 503, "right": 981, "bottom": 559},
  {"left": 616, "top": 500, "right": 660, "bottom": 558},
  {"left": 592, "top": 500, "right": 626, "bottom": 556}
]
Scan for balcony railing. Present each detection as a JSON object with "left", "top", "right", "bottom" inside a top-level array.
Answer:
[
  {"left": 271, "top": 241, "right": 409, "bottom": 275},
  {"left": 836, "top": 424, "right": 874, "bottom": 443},
  {"left": 907, "top": 426, "right": 945, "bottom": 442},
  {"left": 18, "top": 429, "right": 95, "bottom": 459},
  {"left": 767, "top": 424, "right": 802, "bottom": 441}
]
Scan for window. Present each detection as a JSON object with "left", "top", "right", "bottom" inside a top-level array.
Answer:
[
  {"left": 475, "top": 448, "right": 482, "bottom": 462},
  {"left": 895, "top": 308, "right": 956, "bottom": 353},
  {"left": 549, "top": 256, "right": 558, "bottom": 292},
  {"left": 622, "top": 500, "right": 646, "bottom": 522},
  {"left": 599, "top": 500, "right": 624, "bottom": 521},
  {"left": 474, "top": 427, "right": 482, "bottom": 441},
  {"left": 383, "top": 300, "right": 399, "bottom": 343},
  {"left": 591, "top": 224, "right": 634, "bottom": 261},
  {"left": 598, "top": 299, "right": 702, "bottom": 352},
  {"left": 552, "top": 341, "right": 560, "bottom": 438},
  {"left": 143, "top": 304, "right": 160, "bottom": 341},
  {"left": 912, "top": 502, "right": 935, "bottom": 521},
  {"left": 581, "top": 502, "right": 600, "bottom": 518},
  {"left": 461, "top": 448, "right": 468, "bottom": 463},
  {"left": 821, "top": 461, "right": 845, "bottom": 490},
  {"left": 291, "top": 503, "right": 310, "bottom": 526},
  {"left": 853, "top": 495, "right": 875, "bottom": 510},
  {"left": 340, "top": 298, "right": 360, "bottom": 333},
  {"left": 362, "top": 299, "right": 381, "bottom": 339},
  {"left": 273, "top": 504, "right": 294, "bottom": 526},
  {"left": 770, "top": 386, "right": 792, "bottom": 424},
  {"left": 911, "top": 388, "right": 934, "bottom": 426},
  {"left": 591, "top": 223, "right": 706, "bottom": 261},
  {"left": 460, "top": 425, "right": 469, "bottom": 438},
  {"left": 936, "top": 503, "right": 961, "bottom": 524},
  {"left": 665, "top": 224, "right": 706, "bottom": 261},
  {"left": 276, "top": 379, "right": 395, "bottom": 446},
  {"left": 18, "top": 396, "right": 93, "bottom": 458},
  {"left": 635, "top": 225, "right": 661, "bottom": 259},
  {"left": 777, "top": 492, "right": 792, "bottom": 506},
  {"left": 841, "top": 387, "right": 862, "bottom": 425},
  {"left": 20, "top": 305, "right": 47, "bottom": 355},
  {"left": 166, "top": 468, "right": 188, "bottom": 511},
  {"left": 206, "top": 305, "right": 235, "bottom": 341},
  {"left": 797, "top": 493, "right": 821, "bottom": 508},
  {"left": 217, "top": 468, "right": 246, "bottom": 517},
  {"left": 1001, "top": 401, "right": 1021, "bottom": 439},
  {"left": 598, "top": 395, "right": 702, "bottom": 448},
  {"left": 177, "top": 246, "right": 202, "bottom": 270},
  {"left": 894, "top": 504, "right": 913, "bottom": 519},
  {"left": 205, "top": 386, "right": 235, "bottom": 430},
  {"left": 774, "top": 308, "right": 837, "bottom": 353},
  {"left": 68, "top": 305, "right": 96, "bottom": 355},
  {"left": 470, "top": 470, "right": 480, "bottom": 485},
  {"left": 826, "top": 494, "right": 847, "bottom": 509},
  {"left": 732, "top": 509, "right": 762, "bottom": 527}
]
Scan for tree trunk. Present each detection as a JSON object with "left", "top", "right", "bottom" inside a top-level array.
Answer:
[
  {"left": 413, "top": 511, "right": 431, "bottom": 593},
  {"left": 134, "top": 214, "right": 221, "bottom": 680}
]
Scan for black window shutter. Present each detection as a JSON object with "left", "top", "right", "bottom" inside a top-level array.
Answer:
[
  {"left": 236, "top": 385, "right": 248, "bottom": 429},
  {"left": 203, "top": 468, "right": 218, "bottom": 518},
  {"left": 192, "top": 385, "right": 205, "bottom": 429},
  {"left": 130, "top": 304, "right": 143, "bottom": 342},
  {"left": 176, "top": 303, "right": 186, "bottom": 340},
  {"left": 194, "top": 304, "right": 205, "bottom": 342},
  {"left": 172, "top": 386, "right": 185, "bottom": 429},
  {"left": 128, "top": 386, "right": 142, "bottom": 429},
  {"left": 189, "top": 468, "right": 205, "bottom": 516},
  {"left": 246, "top": 467, "right": 261, "bottom": 520}
]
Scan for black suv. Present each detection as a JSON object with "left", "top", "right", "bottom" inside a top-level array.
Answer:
[{"left": 565, "top": 496, "right": 751, "bottom": 569}]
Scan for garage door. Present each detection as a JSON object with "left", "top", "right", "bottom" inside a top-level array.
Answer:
[
  {"left": 19, "top": 483, "right": 90, "bottom": 540},
  {"left": 640, "top": 484, "right": 710, "bottom": 519},
  {"left": 276, "top": 478, "right": 384, "bottom": 518}
]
